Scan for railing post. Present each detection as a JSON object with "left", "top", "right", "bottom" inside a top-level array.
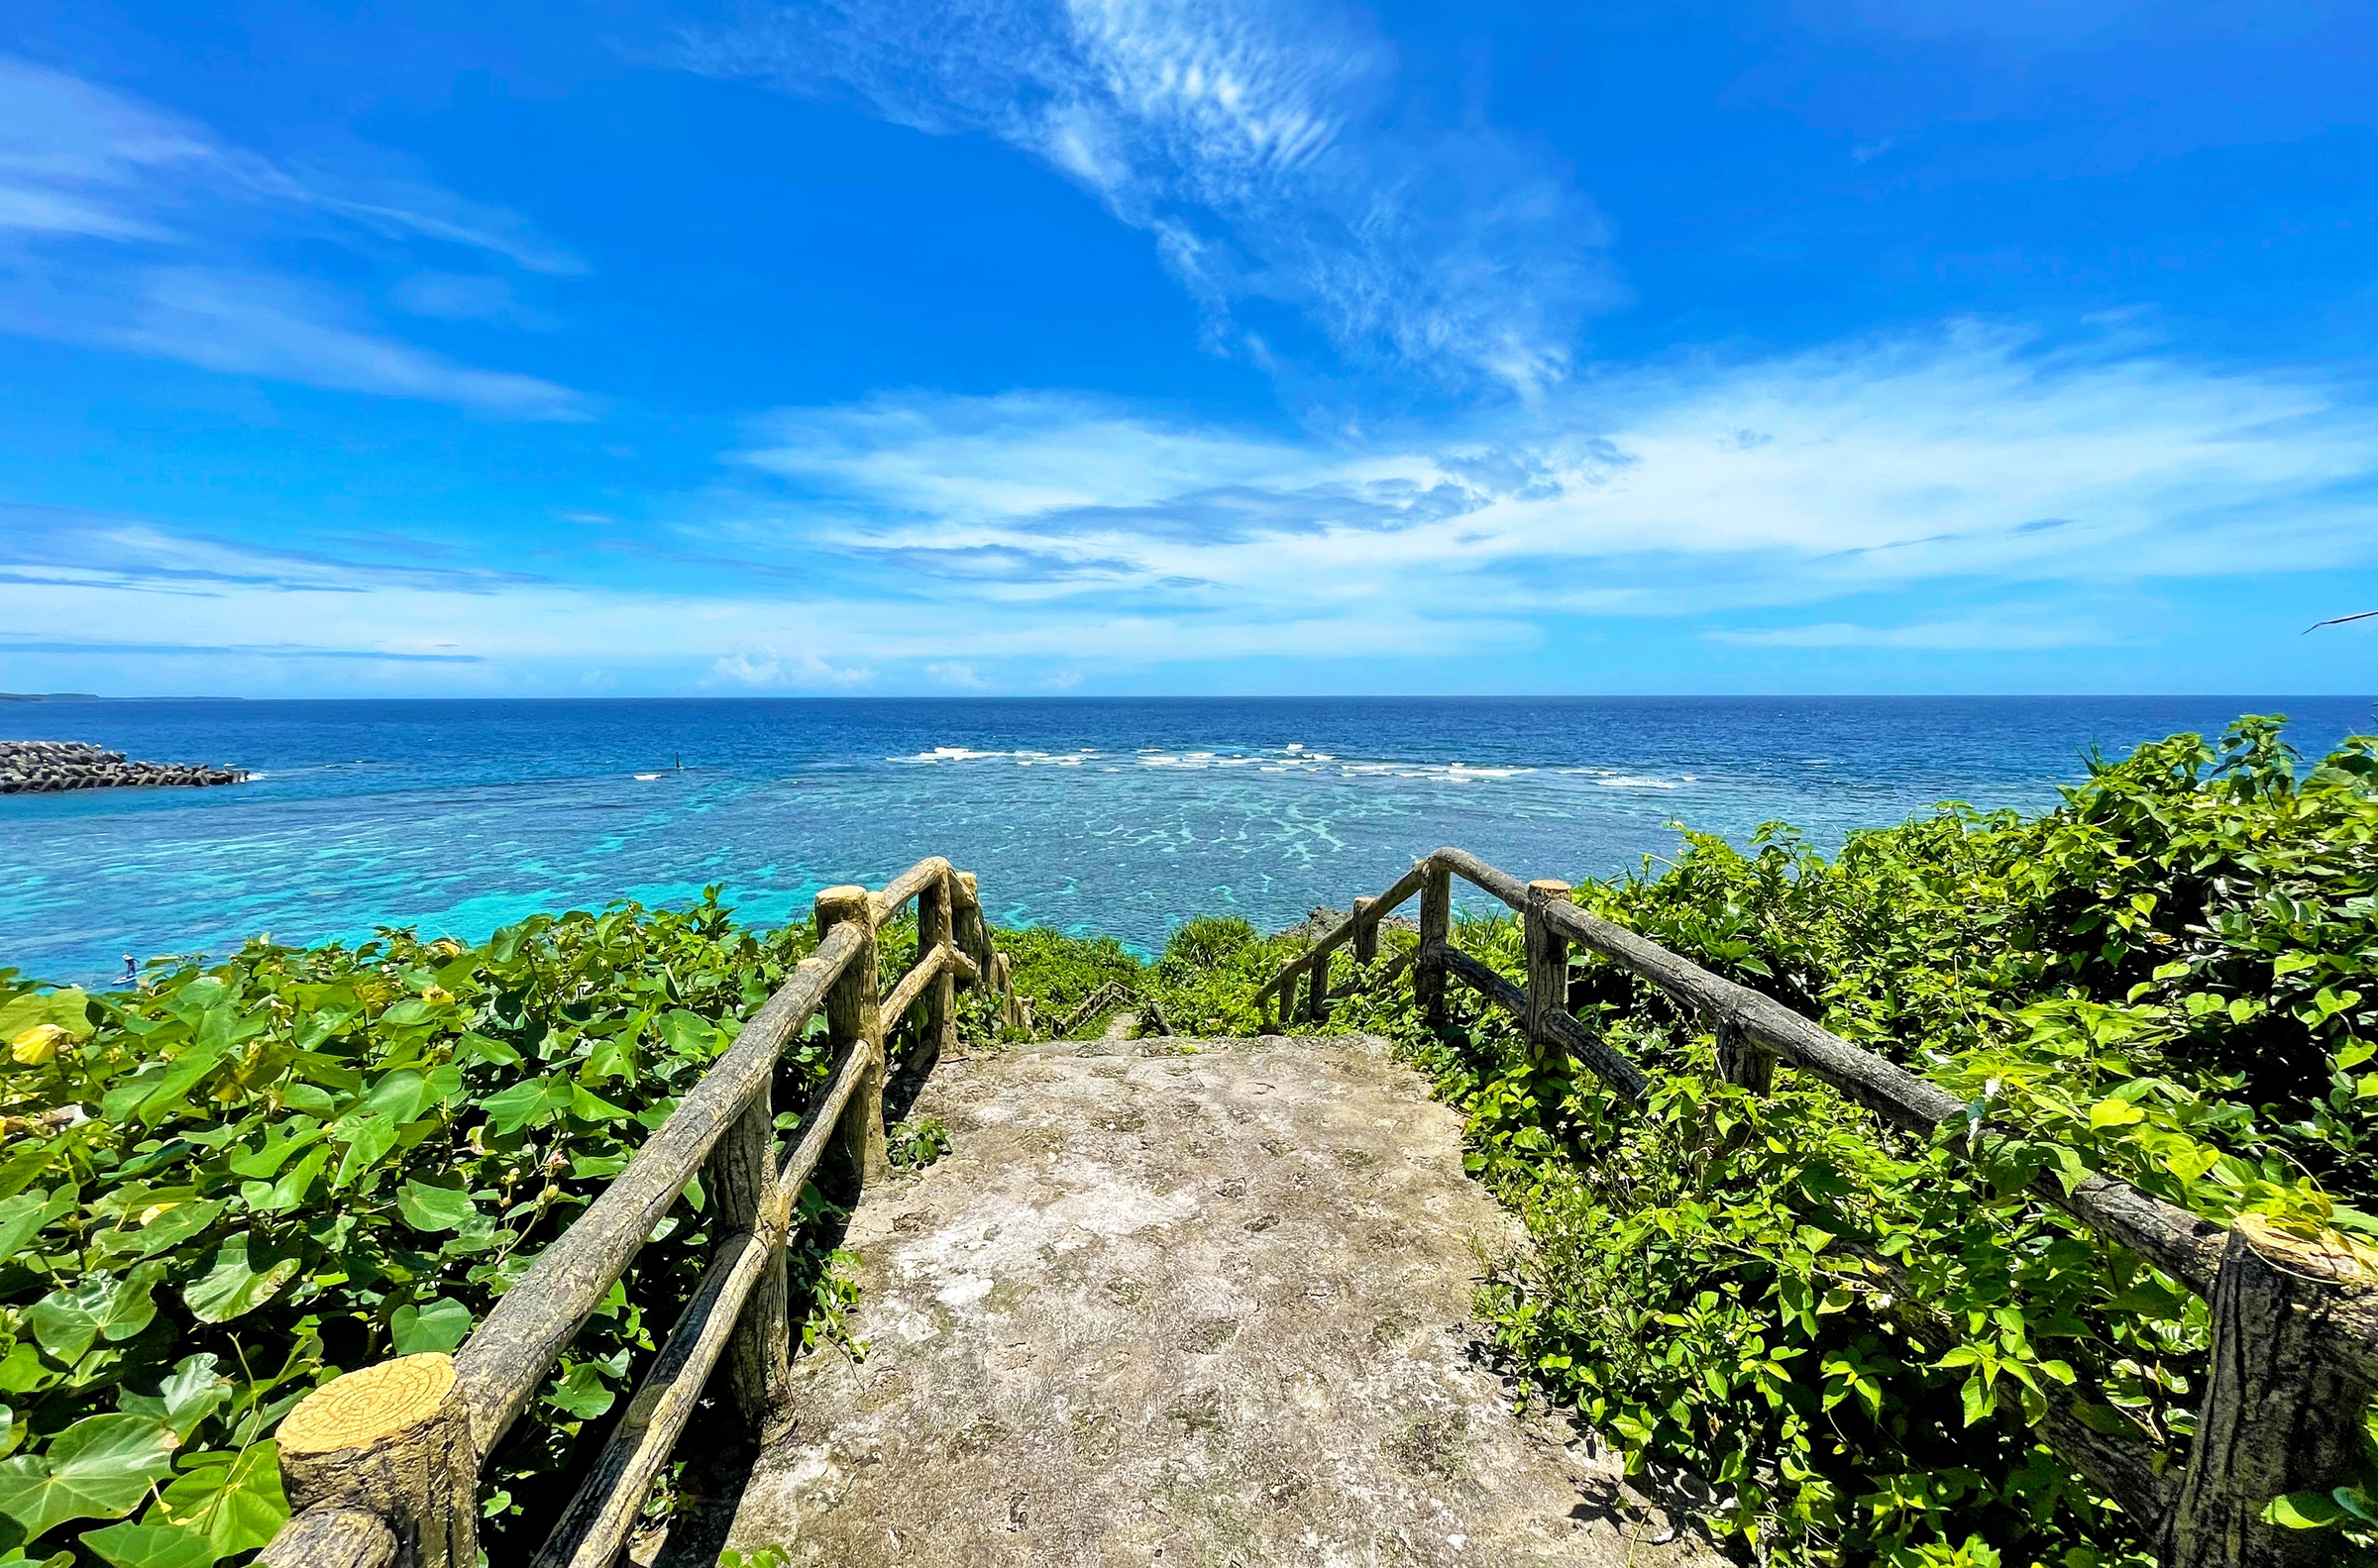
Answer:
[
  {"left": 1304, "top": 949, "right": 1329, "bottom": 1022},
  {"left": 270, "top": 1353, "right": 477, "bottom": 1568},
  {"left": 916, "top": 869, "right": 957, "bottom": 1071},
  {"left": 705, "top": 1084, "right": 791, "bottom": 1433},
  {"left": 1524, "top": 880, "right": 1570, "bottom": 1070},
  {"left": 1352, "top": 895, "right": 1378, "bottom": 965},
  {"left": 2163, "top": 1216, "right": 2378, "bottom": 1567},
  {"left": 953, "top": 871, "right": 991, "bottom": 976},
  {"left": 1715, "top": 1017, "right": 1775, "bottom": 1093},
  {"left": 814, "top": 886, "right": 887, "bottom": 1192},
  {"left": 1416, "top": 859, "right": 1452, "bottom": 1024}
]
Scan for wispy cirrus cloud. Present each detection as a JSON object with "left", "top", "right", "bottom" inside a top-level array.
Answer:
[
  {"left": 0, "top": 638, "right": 486, "bottom": 663},
  {"left": 0, "top": 53, "right": 588, "bottom": 415},
  {"left": 685, "top": 0, "right": 1614, "bottom": 393},
  {"left": 0, "top": 502, "right": 551, "bottom": 595},
  {"left": 704, "top": 320, "right": 2378, "bottom": 634},
  {"left": 1701, "top": 616, "right": 2117, "bottom": 651}
]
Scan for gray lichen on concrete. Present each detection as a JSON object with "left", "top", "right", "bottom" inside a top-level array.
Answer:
[{"left": 721, "top": 1033, "right": 1721, "bottom": 1566}]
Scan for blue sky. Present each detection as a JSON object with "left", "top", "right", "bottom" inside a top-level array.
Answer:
[{"left": 2, "top": 0, "right": 2374, "bottom": 696}]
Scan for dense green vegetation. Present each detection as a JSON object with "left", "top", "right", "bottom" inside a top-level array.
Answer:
[
  {"left": 1008, "top": 717, "right": 2378, "bottom": 1564},
  {"left": 0, "top": 896, "right": 872, "bottom": 1567},
  {"left": 3, "top": 715, "right": 2374, "bottom": 1566},
  {"left": 1318, "top": 718, "right": 2376, "bottom": 1566}
]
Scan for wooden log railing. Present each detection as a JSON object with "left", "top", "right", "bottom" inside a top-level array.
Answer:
[
  {"left": 258, "top": 857, "right": 997, "bottom": 1568},
  {"left": 1257, "top": 846, "right": 2378, "bottom": 1568}
]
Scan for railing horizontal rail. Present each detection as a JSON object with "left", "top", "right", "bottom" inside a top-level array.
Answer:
[
  {"left": 1252, "top": 858, "right": 1434, "bottom": 1008},
  {"left": 870, "top": 854, "right": 951, "bottom": 926},
  {"left": 1415, "top": 846, "right": 2225, "bottom": 1295},
  {"left": 1437, "top": 945, "right": 1649, "bottom": 1104},
  {"left": 260, "top": 1508, "right": 395, "bottom": 1568},
  {"left": 263, "top": 854, "right": 1000, "bottom": 1568},
  {"left": 879, "top": 941, "right": 950, "bottom": 1029}
]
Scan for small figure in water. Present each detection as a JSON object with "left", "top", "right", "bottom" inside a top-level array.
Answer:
[
  {"left": 120, "top": 954, "right": 138, "bottom": 987},
  {"left": 676, "top": 753, "right": 684, "bottom": 770}
]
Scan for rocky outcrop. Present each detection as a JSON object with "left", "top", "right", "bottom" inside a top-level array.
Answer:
[{"left": 0, "top": 740, "right": 249, "bottom": 794}]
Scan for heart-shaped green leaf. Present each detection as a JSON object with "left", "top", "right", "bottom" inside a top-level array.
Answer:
[
  {"left": 79, "top": 1519, "right": 217, "bottom": 1568},
  {"left": 181, "top": 1237, "right": 304, "bottom": 1325},
  {"left": 118, "top": 1356, "right": 231, "bottom": 1443},
  {"left": 395, "top": 1181, "right": 479, "bottom": 1234},
  {"left": 0, "top": 1414, "right": 175, "bottom": 1537},
  {"left": 390, "top": 1297, "right": 473, "bottom": 1355},
  {"left": 146, "top": 1439, "right": 287, "bottom": 1555},
  {"left": 27, "top": 1265, "right": 165, "bottom": 1365}
]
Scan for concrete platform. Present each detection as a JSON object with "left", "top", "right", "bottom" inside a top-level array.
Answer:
[{"left": 719, "top": 1034, "right": 1721, "bottom": 1568}]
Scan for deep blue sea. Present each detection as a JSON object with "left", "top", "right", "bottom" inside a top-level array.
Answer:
[{"left": 3, "top": 696, "right": 2370, "bottom": 987}]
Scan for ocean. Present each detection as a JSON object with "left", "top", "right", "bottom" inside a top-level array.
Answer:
[{"left": 3, "top": 696, "right": 2370, "bottom": 987}]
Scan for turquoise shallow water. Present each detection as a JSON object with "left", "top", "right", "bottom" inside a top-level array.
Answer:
[{"left": 2, "top": 695, "right": 2369, "bottom": 986}]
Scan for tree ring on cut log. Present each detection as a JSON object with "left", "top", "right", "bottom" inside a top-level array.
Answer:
[{"left": 281, "top": 1354, "right": 458, "bottom": 1455}]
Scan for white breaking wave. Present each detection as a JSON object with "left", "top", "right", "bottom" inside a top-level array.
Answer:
[
  {"left": 898, "top": 746, "right": 1101, "bottom": 765},
  {"left": 893, "top": 743, "right": 1706, "bottom": 787}
]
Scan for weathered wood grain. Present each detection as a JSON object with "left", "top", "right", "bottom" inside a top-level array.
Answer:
[
  {"left": 257, "top": 1507, "right": 397, "bottom": 1568},
  {"left": 1523, "top": 880, "right": 1569, "bottom": 1072},
  {"left": 919, "top": 871, "right": 957, "bottom": 1068},
  {"left": 1714, "top": 1017, "right": 1774, "bottom": 1094},
  {"left": 817, "top": 886, "right": 888, "bottom": 1189},
  {"left": 529, "top": 1230, "right": 776, "bottom": 1568},
  {"left": 527, "top": 1034, "right": 872, "bottom": 1568},
  {"left": 1351, "top": 896, "right": 1378, "bottom": 965},
  {"left": 1416, "top": 862, "right": 1452, "bottom": 1025},
  {"left": 879, "top": 943, "right": 950, "bottom": 1039},
  {"left": 706, "top": 1086, "right": 791, "bottom": 1435},
  {"left": 869, "top": 856, "right": 952, "bottom": 927},
  {"left": 2163, "top": 1217, "right": 2378, "bottom": 1567},
  {"left": 952, "top": 872, "right": 993, "bottom": 975}
]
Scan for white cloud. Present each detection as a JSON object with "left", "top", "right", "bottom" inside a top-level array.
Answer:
[
  {"left": 715, "top": 323, "right": 2378, "bottom": 630},
  {"left": 686, "top": 0, "right": 1612, "bottom": 392},
  {"left": 737, "top": 388, "right": 1319, "bottom": 521},
  {"left": 104, "top": 270, "right": 588, "bottom": 418},
  {"left": 708, "top": 649, "right": 876, "bottom": 687},
  {"left": 1702, "top": 617, "right": 2116, "bottom": 651},
  {"left": 0, "top": 53, "right": 586, "bottom": 413},
  {"left": 10, "top": 319, "right": 2375, "bottom": 689}
]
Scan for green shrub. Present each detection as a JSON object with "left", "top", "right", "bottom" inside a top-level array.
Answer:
[
  {"left": 1313, "top": 718, "right": 2378, "bottom": 1565},
  {"left": 0, "top": 890, "right": 849, "bottom": 1566},
  {"left": 988, "top": 928, "right": 1141, "bottom": 1019}
]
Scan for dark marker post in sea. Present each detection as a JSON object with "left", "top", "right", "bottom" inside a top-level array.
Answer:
[{"left": 0, "top": 740, "right": 250, "bottom": 794}]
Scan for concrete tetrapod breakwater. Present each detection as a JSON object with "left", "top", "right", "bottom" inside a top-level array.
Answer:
[{"left": 0, "top": 740, "right": 249, "bottom": 794}]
